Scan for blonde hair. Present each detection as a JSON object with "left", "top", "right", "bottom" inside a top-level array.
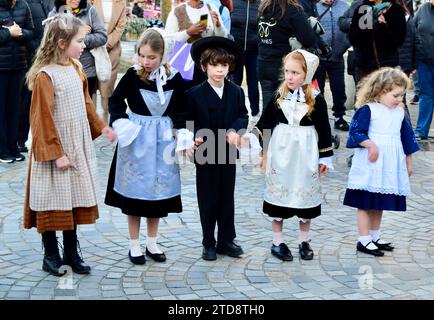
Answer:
[
  {"left": 276, "top": 51, "right": 315, "bottom": 114},
  {"left": 355, "top": 67, "right": 411, "bottom": 108},
  {"left": 135, "top": 29, "right": 170, "bottom": 83},
  {"left": 26, "top": 14, "right": 85, "bottom": 90}
]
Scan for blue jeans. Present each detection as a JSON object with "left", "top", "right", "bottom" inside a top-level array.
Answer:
[
  {"left": 232, "top": 50, "right": 260, "bottom": 116},
  {"left": 415, "top": 62, "right": 434, "bottom": 138}
]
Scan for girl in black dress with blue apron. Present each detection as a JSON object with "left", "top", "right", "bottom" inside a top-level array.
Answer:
[{"left": 105, "top": 28, "right": 185, "bottom": 264}]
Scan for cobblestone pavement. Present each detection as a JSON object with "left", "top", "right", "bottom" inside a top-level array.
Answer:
[{"left": 1, "top": 46, "right": 434, "bottom": 300}]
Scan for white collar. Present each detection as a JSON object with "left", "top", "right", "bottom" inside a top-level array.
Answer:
[{"left": 148, "top": 66, "right": 168, "bottom": 105}]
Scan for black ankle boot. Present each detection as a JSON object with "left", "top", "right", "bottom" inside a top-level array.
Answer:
[
  {"left": 63, "top": 229, "right": 91, "bottom": 274},
  {"left": 42, "top": 231, "right": 66, "bottom": 276}
]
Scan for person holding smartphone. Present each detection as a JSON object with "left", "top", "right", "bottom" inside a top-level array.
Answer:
[
  {"left": 165, "top": 0, "right": 227, "bottom": 86},
  {"left": 0, "top": 0, "right": 34, "bottom": 163}
]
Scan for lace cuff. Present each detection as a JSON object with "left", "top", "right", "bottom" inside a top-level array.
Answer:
[
  {"left": 176, "top": 128, "right": 194, "bottom": 152},
  {"left": 112, "top": 118, "right": 142, "bottom": 148},
  {"left": 319, "top": 156, "right": 334, "bottom": 171}
]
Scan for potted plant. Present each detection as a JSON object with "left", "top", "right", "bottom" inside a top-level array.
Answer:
[{"left": 125, "top": 14, "right": 148, "bottom": 41}]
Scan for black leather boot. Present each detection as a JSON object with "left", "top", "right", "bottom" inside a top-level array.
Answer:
[
  {"left": 63, "top": 229, "right": 91, "bottom": 274},
  {"left": 42, "top": 231, "right": 66, "bottom": 276}
]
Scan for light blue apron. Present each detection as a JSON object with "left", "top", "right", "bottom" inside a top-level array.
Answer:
[{"left": 114, "top": 109, "right": 181, "bottom": 200}]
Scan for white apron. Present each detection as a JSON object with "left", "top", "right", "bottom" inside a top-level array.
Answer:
[
  {"left": 264, "top": 100, "right": 321, "bottom": 209},
  {"left": 347, "top": 103, "right": 410, "bottom": 195}
]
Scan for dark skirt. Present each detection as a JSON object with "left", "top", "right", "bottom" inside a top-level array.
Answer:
[
  {"left": 105, "top": 151, "right": 182, "bottom": 218},
  {"left": 263, "top": 201, "right": 321, "bottom": 219},
  {"left": 343, "top": 189, "right": 406, "bottom": 211}
]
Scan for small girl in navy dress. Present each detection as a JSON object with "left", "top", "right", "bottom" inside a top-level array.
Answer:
[{"left": 344, "top": 67, "right": 419, "bottom": 257}]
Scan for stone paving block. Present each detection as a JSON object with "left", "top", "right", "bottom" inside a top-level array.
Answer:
[
  {"left": 177, "top": 293, "right": 200, "bottom": 299},
  {"left": 6, "top": 290, "right": 30, "bottom": 299},
  {"left": 331, "top": 286, "right": 356, "bottom": 295},
  {"left": 101, "top": 290, "right": 125, "bottom": 298},
  {"left": 148, "top": 289, "right": 172, "bottom": 297}
]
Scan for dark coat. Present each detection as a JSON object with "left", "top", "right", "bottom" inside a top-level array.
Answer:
[
  {"left": 414, "top": 2, "right": 434, "bottom": 66},
  {"left": 177, "top": 80, "right": 249, "bottom": 165},
  {"left": 50, "top": 0, "right": 107, "bottom": 77},
  {"left": 25, "top": 0, "right": 54, "bottom": 56},
  {"left": 0, "top": 0, "right": 34, "bottom": 70},
  {"left": 398, "top": 15, "right": 415, "bottom": 73},
  {"left": 349, "top": 0, "right": 406, "bottom": 69},
  {"left": 257, "top": 3, "right": 317, "bottom": 63},
  {"left": 230, "top": 0, "right": 259, "bottom": 51}
]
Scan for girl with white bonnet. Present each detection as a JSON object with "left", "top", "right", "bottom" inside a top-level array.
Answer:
[
  {"left": 253, "top": 49, "right": 334, "bottom": 262},
  {"left": 104, "top": 28, "right": 185, "bottom": 265}
]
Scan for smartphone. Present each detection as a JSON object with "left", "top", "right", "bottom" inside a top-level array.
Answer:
[{"left": 199, "top": 14, "right": 208, "bottom": 26}]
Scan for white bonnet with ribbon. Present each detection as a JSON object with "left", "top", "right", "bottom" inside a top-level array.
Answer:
[
  {"left": 135, "top": 27, "right": 175, "bottom": 105},
  {"left": 292, "top": 49, "right": 319, "bottom": 85},
  {"left": 146, "top": 27, "right": 174, "bottom": 65}
]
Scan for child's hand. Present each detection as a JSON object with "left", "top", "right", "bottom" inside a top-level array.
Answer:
[
  {"left": 406, "top": 156, "right": 413, "bottom": 177},
  {"left": 367, "top": 144, "right": 379, "bottom": 162},
  {"left": 102, "top": 126, "right": 117, "bottom": 142},
  {"left": 55, "top": 155, "right": 71, "bottom": 171},
  {"left": 319, "top": 164, "right": 328, "bottom": 174},
  {"left": 194, "top": 137, "right": 204, "bottom": 148},
  {"left": 226, "top": 132, "right": 240, "bottom": 147}
]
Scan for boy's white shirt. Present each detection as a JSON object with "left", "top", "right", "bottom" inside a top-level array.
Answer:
[{"left": 209, "top": 81, "right": 224, "bottom": 98}]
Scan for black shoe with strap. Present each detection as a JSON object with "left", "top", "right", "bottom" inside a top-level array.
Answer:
[
  {"left": 271, "top": 243, "right": 293, "bottom": 261},
  {"left": 373, "top": 240, "right": 394, "bottom": 251},
  {"left": 356, "top": 241, "right": 384, "bottom": 257},
  {"left": 63, "top": 229, "right": 91, "bottom": 274},
  {"left": 42, "top": 231, "right": 66, "bottom": 277},
  {"left": 299, "top": 241, "right": 314, "bottom": 260}
]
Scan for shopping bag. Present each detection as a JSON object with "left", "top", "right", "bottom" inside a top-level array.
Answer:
[
  {"left": 167, "top": 41, "right": 194, "bottom": 80},
  {"left": 91, "top": 46, "right": 112, "bottom": 82}
]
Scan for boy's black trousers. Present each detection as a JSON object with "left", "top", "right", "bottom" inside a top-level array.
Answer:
[{"left": 196, "top": 163, "right": 237, "bottom": 248}]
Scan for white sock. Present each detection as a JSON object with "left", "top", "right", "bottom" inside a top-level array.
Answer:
[
  {"left": 299, "top": 231, "right": 310, "bottom": 243},
  {"left": 369, "top": 229, "right": 388, "bottom": 244},
  {"left": 130, "top": 238, "right": 143, "bottom": 257},
  {"left": 272, "top": 231, "right": 283, "bottom": 246},
  {"left": 369, "top": 229, "right": 380, "bottom": 241},
  {"left": 358, "top": 235, "right": 377, "bottom": 250},
  {"left": 146, "top": 236, "right": 163, "bottom": 254}
]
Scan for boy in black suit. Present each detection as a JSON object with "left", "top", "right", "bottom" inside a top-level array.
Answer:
[{"left": 175, "top": 37, "right": 249, "bottom": 260}]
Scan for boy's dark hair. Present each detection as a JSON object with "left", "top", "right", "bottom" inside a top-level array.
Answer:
[{"left": 200, "top": 48, "right": 236, "bottom": 73}]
